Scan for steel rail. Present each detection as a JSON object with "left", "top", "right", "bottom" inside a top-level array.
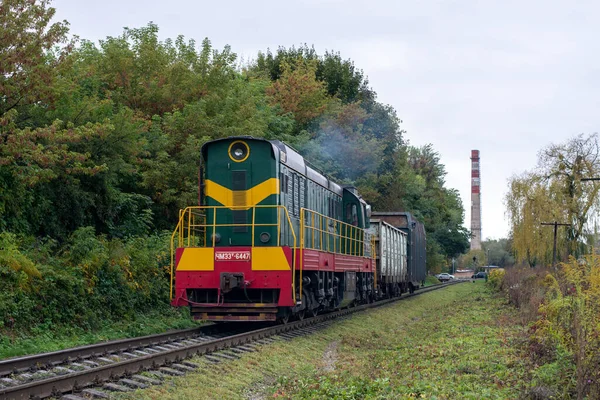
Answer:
[
  {"left": 0, "top": 325, "right": 227, "bottom": 378},
  {"left": 0, "top": 281, "right": 464, "bottom": 400}
]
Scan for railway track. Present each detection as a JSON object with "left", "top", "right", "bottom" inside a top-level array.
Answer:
[{"left": 0, "top": 281, "right": 463, "bottom": 400}]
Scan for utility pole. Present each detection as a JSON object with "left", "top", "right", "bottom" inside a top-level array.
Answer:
[{"left": 541, "top": 222, "right": 571, "bottom": 271}]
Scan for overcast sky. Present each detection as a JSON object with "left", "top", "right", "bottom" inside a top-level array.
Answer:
[{"left": 52, "top": 0, "right": 600, "bottom": 240}]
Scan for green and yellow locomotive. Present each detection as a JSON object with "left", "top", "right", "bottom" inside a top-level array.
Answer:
[{"left": 170, "top": 136, "right": 376, "bottom": 321}]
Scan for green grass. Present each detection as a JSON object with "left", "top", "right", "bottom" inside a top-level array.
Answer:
[
  {"left": 115, "top": 281, "right": 532, "bottom": 400},
  {"left": 0, "top": 309, "right": 200, "bottom": 359}
]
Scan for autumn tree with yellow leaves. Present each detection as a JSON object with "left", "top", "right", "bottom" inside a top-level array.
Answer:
[{"left": 506, "top": 134, "right": 600, "bottom": 266}]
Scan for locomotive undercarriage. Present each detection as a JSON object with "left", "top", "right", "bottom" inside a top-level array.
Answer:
[
  {"left": 186, "top": 271, "right": 379, "bottom": 323},
  {"left": 279, "top": 271, "right": 376, "bottom": 322},
  {"left": 185, "top": 270, "right": 411, "bottom": 322}
]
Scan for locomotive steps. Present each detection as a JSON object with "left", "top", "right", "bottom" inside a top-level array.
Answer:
[{"left": 0, "top": 282, "right": 460, "bottom": 399}]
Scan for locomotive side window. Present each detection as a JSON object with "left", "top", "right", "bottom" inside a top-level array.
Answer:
[
  {"left": 351, "top": 204, "right": 358, "bottom": 226},
  {"left": 287, "top": 173, "right": 293, "bottom": 214},
  {"left": 296, "top": 178, "right": 299, "bottom": 216},
  {"left": 280, "top": 172, "right": 286, "bottom": 193},
  {"left": 299, "top": 175, "right": 305, "bottom": 212}
]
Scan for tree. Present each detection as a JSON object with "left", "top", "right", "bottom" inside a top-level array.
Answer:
[
  {"left": 265, "top": 60, "right": 328, "bottom": 126},
  {"left": 459, "top": 249, "right": 487, "bottom": 270},
  {"left": 481, "top": 238, "right": 514, "bottom": 267},
  {"left": 506, "top": 134, "right": 600, "bottom": 266},
  {"left": 0, "top": 0, "right": 72, "bottom": 118}
]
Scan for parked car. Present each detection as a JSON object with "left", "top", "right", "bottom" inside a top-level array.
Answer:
[
  {"left": 471, "top": 271, "right": 488, "bottom": 279},
  {"left": 436, "top": 273, "right": 454, "bottom": 282}
]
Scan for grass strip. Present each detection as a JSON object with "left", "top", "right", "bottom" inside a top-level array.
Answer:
[
  {"left": 0, "top": 309, "right": 200, "bottom": 360},
  {"left": 116, "top": 281, "right": 531, "bottom": 399}
]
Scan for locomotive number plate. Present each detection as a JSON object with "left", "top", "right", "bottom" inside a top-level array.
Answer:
[{"left": 214, "top": 251, "right": 251, "bottom": 261}]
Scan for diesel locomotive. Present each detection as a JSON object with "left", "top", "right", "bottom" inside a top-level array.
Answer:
[{"left": 170, "top": 136, "right": 426, "bottom": 322}]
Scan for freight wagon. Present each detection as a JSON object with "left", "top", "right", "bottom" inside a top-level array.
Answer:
[
  {"left": 368, "top": 219, "right": 407, "bottom": 297},
  {"left": 371, "top": 212, "right": 427, "bottom": 292}
]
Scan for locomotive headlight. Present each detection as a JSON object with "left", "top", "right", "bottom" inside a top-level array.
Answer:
[
  {"left": 259, "top": 232, "right": 271, "bottom": 243},
  {"left": 211, "top": 233, "right": 221, "bottom": 244},
  {"left": 228, "top": 141, "right": 250, "bottom": 162}
]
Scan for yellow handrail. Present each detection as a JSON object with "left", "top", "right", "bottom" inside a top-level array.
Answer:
[
  {"left": 299, "top": 210, "right": 304, "bottom": 305},
  {"left": 300, "top": 208, "right": 366, "bottom": 257},
  {"left": 372, "top": 234, "right": 377, "bottom": 292},
  {"left": 170, "top": 205, "right": 297, "bottom": 302}
]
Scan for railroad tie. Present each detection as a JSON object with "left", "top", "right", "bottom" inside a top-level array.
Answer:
[
  {"left": 212, "top": 353, "right": 237, "bottom": 361},
  {"left": 61, "top": 395, "right": 86, "bottom": 400},
  {"left": 172, "top": 363, "right": 197, "bottom": 372},
  {"left": 131, "top": 374, "right": 162, "bottom": 385},
  {"left": 70, "top": 362, "right": 91, "bottom": 370},
  {"left": 220, "top": 351, "right": 242, "bottom": 359},
  {"left": 119, "top": 378, "right": 148, "bottom": 389},
  {"left": 1, "top": 377, "right": 16, "bottom": 386},
  {"left": 81, "top": 388, "right": 111, "bottom": 399},
  {"left": 53, "top": 366, "right": 75, "bottom": 375},
  {"left": 203, "top": 355, "right": 222, "bottom": 364},
  {"left": 237, "top": 345, "right": 257, "bottom": 351},
  {"left": 142, "top": 347, "right": 160, "bottom": 354},
  {"left": 17, "top": 373, "right": 34, "bottom": 381},
  {"left": 82, "top": 360, "right": 99, "bottom": 367},
  {"left": 103, "top": 382, "right": 131, "bottom": 392},
  {"left": 159, "top": 367, "right": 185, "bottom": 376},
  {"left": 180, "top": 361, "right": 200, "bottom": 368},
  {"left": 229, "top": 347, "right": 250, "bottom": 354}
]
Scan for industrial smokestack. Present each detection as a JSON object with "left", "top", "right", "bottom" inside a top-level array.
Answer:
[{"left": 470, "top": 150, "right": 482, "bottom": 250}]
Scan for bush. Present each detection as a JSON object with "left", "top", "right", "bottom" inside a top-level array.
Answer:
[
  {"left": 495, "top": 257, "right": 600, "bottom": 399},
  {"left": 531, "top": 255, "right": 600, "bottom": 399},
  {"left": 0, "top": 228, "right": 173, "bottom": 335},
  {"left": 498, "top": 267, "right": 548, "bottom": 326},
  {"left": 486, "top": 269, "right": 505, "bottom": 290}
]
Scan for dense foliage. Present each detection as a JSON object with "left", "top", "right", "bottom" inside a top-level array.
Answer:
[{"left": 0, "top": 0, "right": 468, "bottom": 334}]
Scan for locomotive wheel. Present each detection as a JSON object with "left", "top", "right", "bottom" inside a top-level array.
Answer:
[
  {"left": 279, "top": 314, "right": 290, "bottom": 324},
  {"left": 309, "top": 307, "right": 318, "bottom": 317}
]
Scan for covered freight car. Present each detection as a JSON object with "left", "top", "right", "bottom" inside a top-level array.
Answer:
[
  {"left": 371, "top": 212, "right": 426, "bottom": 292},
  {"left": 368, "top": 219, "right": 408, "bottom": 297}
]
